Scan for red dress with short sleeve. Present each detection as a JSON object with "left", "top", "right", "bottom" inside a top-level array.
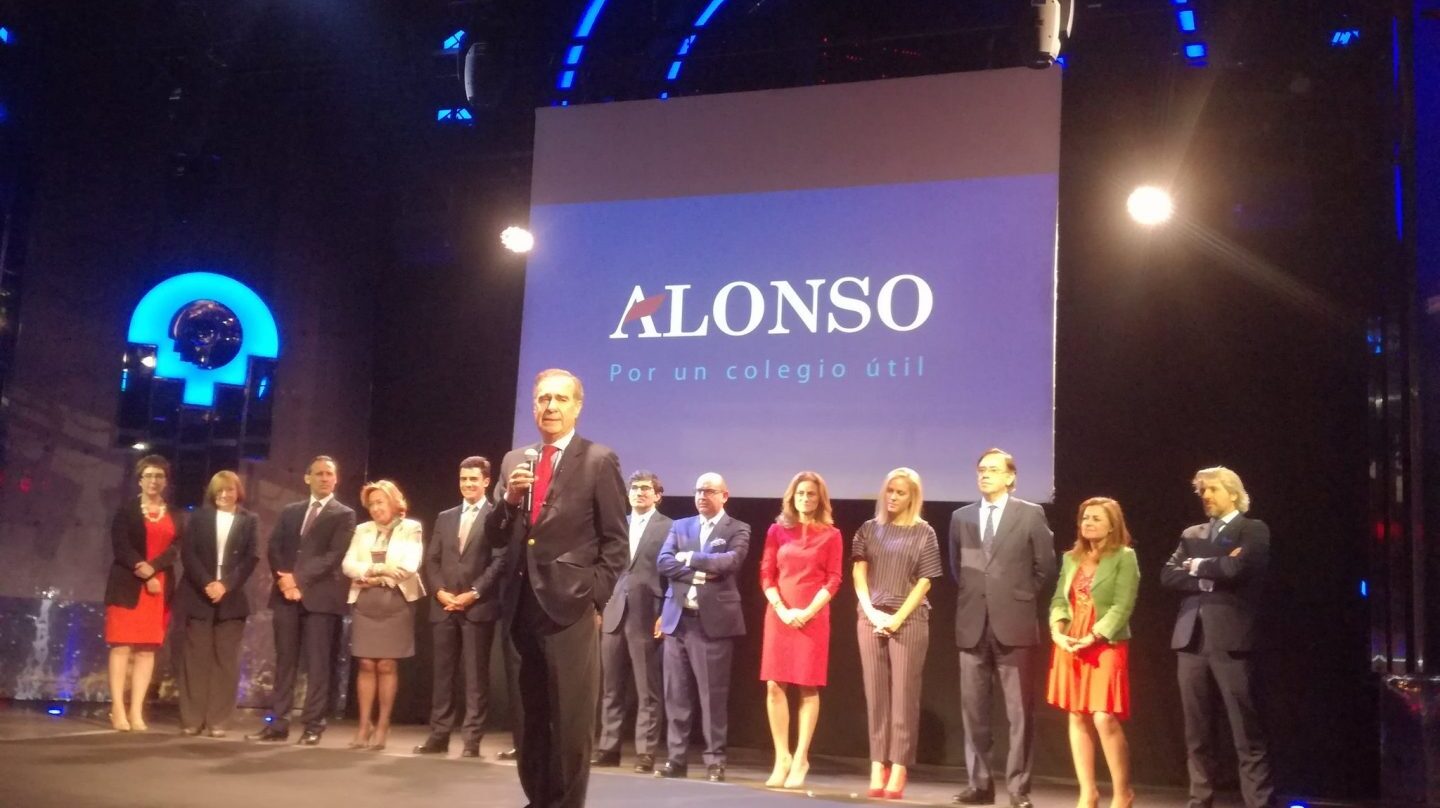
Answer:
[
  {"left": 104, "top": 512, "right": 175, "bottom": 646},
  {"left": 759, "top": 522, "right": 843, "bottom": 686}
]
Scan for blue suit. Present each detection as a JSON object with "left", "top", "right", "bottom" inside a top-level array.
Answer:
[{"left": 655, "top": 512, "right": 750, "bottom": 768}]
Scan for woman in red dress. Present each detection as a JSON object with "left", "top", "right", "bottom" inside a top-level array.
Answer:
[
  {"left": 104, "top": 455, "right": 181, "bottom": 731},
  {"left": 759, "top": 471, "right": 843, "bottom": 790},
  {"left": 1045, "top": 497, "right": 1140, "bottom": 808}
]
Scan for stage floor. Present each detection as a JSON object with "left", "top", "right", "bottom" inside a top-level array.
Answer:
[{"left": 0, "top": 703, "right": 1359, "bottom": 807}]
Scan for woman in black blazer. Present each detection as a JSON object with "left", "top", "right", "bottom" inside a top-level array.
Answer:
[
  {"left": 177, "top": 470, "right": 259, "bottom": 736},
  {"left": 104, "top": 454, "right": 182, "bottom": 732}
]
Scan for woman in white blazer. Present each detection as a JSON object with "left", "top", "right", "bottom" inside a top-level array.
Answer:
[{"left": 342, "top": 479, "right": 425, "bottom": 751}]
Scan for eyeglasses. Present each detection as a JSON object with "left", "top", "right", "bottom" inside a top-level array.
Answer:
[
  {"left": 140, "top": 473, "right": 167, "bottom": 480},
  {"left": 694, "top": 488, "right": 724, "bottom": 497}
]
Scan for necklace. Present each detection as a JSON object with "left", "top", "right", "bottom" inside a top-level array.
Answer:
[{"left": 143, "top": 502, "right": 167, "bottom": 523}]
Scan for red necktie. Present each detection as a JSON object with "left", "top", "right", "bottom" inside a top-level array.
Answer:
[{"left": 529, "top": 445, "right": 557, "bottom": 526}]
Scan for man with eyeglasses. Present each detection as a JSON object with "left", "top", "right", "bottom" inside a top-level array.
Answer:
[
  {"left": 484, "top": 369, "right": 628, "bottom": 808},
  {"left": 593, "top": 470, "right": 673, "bottom": 773},
  {"left": 654, "top": 473, "right": 751, "bottom": 783}
]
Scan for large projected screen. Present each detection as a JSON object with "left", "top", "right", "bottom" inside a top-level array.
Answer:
[{"left": 514, "top": 69, "right": 1059, "bottom": 501}]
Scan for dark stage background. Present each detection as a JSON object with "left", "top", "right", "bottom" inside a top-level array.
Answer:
[{"left": 0, "top": 1, "right": 1391, "bottom": 802}]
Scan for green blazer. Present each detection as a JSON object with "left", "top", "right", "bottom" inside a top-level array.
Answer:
[{"left": 1048, "top": 547, "right": 1140, "bottom": 641}]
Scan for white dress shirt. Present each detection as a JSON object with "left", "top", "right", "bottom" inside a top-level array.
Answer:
[
  {"left": 683, "top": 510, "right": 725, "bottom": 609},
  {"left": 981, "top": 493, "right": 1009, "bottom": 539},
  {"left": 214, "top": 510, "right": 235, "bottom": 578},
  {"left": 1189, "top": 509, "right": 1239, "bottom": 591},
  {"left": 628, "top": 509, "right": 654, "bottom": 563}
]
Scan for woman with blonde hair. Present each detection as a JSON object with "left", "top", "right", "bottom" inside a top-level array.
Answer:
[
  {"left": 852, "top": 467, "right": 942, "bottom": 799},
  {"left": 177, "top": 470, "right": 259, "bottom": 736},
  {"left": 759, "top": 471, "right": 844, "bottom": 789},
  {"left": 342, "top": 479, "right": 425, "bottom": 750},
  {"left": 104, "top": 454, "right": 183, "bottom": 731},
  {"left": 1045, "top": 497, "right": 1140, "bottom": 808}
]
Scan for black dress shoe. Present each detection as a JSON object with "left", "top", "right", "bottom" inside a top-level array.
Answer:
[
  {"left": 461, "top": 745, "right": 481, "bottom": 758},
  {"left": 1009, "top": 795, "right": 1034, "bottom": 808},
  {"left": 591, "top": 748, "right": 621, "bottom": 766},
  {"left": 413, "top": 734, "right": 450, "bottom": 755},
  {"left": 654, "top": 761, "right": 687, "bottom": 779},
  {"left": 633, "top": 754, "right": 655, "bottom": 773},
  {"left": 953, "top": 786, "right": 995, "bottom": 804},
  {"left": 707, "top": 764, "right": 726, "bottom": 783},
  {"left": 497, "top": 747, "right": 518, "bottom": 761},
  {"left": 297, "top": 730, "right": 323, "bottom": 746},
  {"left": 245, "top": 726, "right": 288, "bottom": 743}
]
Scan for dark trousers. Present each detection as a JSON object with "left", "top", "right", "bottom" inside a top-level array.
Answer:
[
  {"left": 958, "top": 620, "right": 1038, "bottom": 797},
  {"left": 662, "top": 610, "right": 733, "bottom": 767},
  {"left": 597, "top": 618, "right": 665, "bottom": 756},
  {"left": 511, "top": 581, "right": 599, "bottom": 808},
  {"left": 269, "top": 600, "right": 340, "bottom": 734},
  {"left": 1177, "top": 646, "right": 1275, "bottom": 808},
  {"left": 429, "top": 614, "right": 496, "bottom": 744},
  {"left": 857, "top": 609, "right": 929, "bottom": 766},
  {"left": 178, "top": 616, "right": 245, "bottom": 731}
]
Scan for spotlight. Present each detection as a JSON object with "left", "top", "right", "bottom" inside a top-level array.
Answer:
[
  {"left": 1030, "top": 0, "right": 1075, "bottom": 69},
  {"left": 139, "top": 355, "right": 157, "bottom": 369},
  {"left": 1127, "top": 186, "right": 1174, "bottom": 226},
  {"left": 46, "top": 706, "right": 63, "bottom": 717},
  {"left": 131, "top": 442, "right": 150, "bottom": 451},
  {"left": 500, "top": 226, "right": 535, "bottom": 254}
]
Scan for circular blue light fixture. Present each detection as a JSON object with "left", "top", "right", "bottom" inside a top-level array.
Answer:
[{"left": 127, "top": 272, "right": 279, "bottom": 407}]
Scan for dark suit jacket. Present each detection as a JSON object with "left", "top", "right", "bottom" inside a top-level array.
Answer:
[
  {"left": 266, "top": 498, "right": 357, "bottom": 615},
  {"left": 484, "top": 436, "right": 629, "bottom": 627},
  {"left": 423, "top": 500, "right": 505, "bottom": 623},
  {"left": 177, "top": 506, "right": 259, "bottom": 621},
  {"left": 1161, "top": 514, "right": 1271, "bottom": 651},
  {"left": 948, "top": 496, "right": 1057, "bottom": 648},
  {"left": 656, "top": 513, "right": 751, "bottom": 639},
  {"left": 105, "top": 500, "right": 183, "bottom": 608},
  {"left": 601, "top": 511, "right": 674, "bottom": 634}
]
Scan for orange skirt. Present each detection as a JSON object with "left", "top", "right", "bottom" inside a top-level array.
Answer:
[{"left": 1045, "top": 598, "right": 1129, "bottom": 719}]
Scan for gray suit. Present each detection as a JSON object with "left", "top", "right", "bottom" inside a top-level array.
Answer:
[
  {"left": 948, "top": 496, "right": 1056, "bottom": 798},
  {"left": 596, "top": 510, "right": 673, "bottom": 757}
]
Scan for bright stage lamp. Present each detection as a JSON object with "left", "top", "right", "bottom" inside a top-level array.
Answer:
[
  {"left": 500, "top": 226, "right": 534, "bottom": 254},
  {"left": 1127, "top": 186, "right": 1174, "bottom": 226}
]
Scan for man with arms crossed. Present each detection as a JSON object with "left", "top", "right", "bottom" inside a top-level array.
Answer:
[
  {"left": 594, "top": 470, "right": 673, "bottom": 773},
  {"left": 1162, "top": 466, "right": 1276, "bottom": 808},
  {"left": 486, "top": 369, "right": 628, "bottom": 808},
  {"left": 655, "top": 473, "right": 751, "bottom": 783},
  {"left": 414, "top": 456, "right": 505, "bottom": 758},
  {"left": 248, "top": 455, "right": 356, "bottom": 745},
  {"left": 950, "top": 449, "right": 1056, "bottom": 808}
]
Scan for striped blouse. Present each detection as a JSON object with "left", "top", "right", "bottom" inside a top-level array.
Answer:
[{"left": 852, "top": 519, "right": 943, "bottom": 611}]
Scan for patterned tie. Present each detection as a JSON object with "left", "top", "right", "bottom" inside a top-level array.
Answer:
[
  {"left": 529, "top": 445, "right": 558, "bottom": 526},
  {"left": 982, "top": 505, "right": 997, "bottom": 558},
  {"left": 458, "top": 504, "right": 476, "bottom": 553},
  {"left": 300, "top": 500, "right": 323, "bottom": 536}
]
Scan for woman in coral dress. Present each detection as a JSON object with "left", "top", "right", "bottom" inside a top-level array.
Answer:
[
  {"left": 759, "top": 471, "right": 843, "bottom": 790},
  {"left": 104, "top": 454, "right": 182, "bottom": 731},
  {"left": 1046, "top": 497, "right": 1140, "bottom": 808}
]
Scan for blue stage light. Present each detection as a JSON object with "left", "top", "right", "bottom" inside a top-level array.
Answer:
[
  {"left": 695, "top": 0, "right": 727, "bottom": 27},
  {"left": 442, "top": 30, "right": 465, "bottom": 52},
  {"left": 667, "top": 61, "right": 682, "bottom": 81},
  {"left": 126, "top": 272, "right": 280, "bottom": 407},
  {"left": 1184, "top": 42, "right": 1207, "bottom": 60},
  {"left": 566, "top": 45, "right": 584, "bottom": 66},
  {"left": 1330, "top": 29, "right": 1360, "bottom": 47},
  {"left": 1359, "top": 580, "right": 1368, "bottom": 598},
  {"left": 1178, "top": 10, "right": 1196, "bottom": 32},
  {"left": 436, "top": 107, "right": 473, "bottom": 122},
  {"left": 559, "top": 70, "right": 576, "bottom": 89},
  {"left": 0, "top": 27, "right": 11, "bottom": 45},
  {"left": 575, "top": 0, "right": 608, "bottom": 38},
  {"left": 678, "top": 35, "right": 696, "bottom": 56},
  {"left": 46, "top": 706, "right": 63, "bottom": 716}
]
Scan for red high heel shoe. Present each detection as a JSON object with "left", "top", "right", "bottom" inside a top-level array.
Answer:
[
  {"left": 884, "top": 766, "right": 907, "bottom": 800},
  {"left": 868, "top": 765, "right": 891, "bottom": 798}
]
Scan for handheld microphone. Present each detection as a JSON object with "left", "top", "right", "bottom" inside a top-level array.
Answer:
[{"left": 521, "top": 448, "right": 539, "bottom": 516}]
